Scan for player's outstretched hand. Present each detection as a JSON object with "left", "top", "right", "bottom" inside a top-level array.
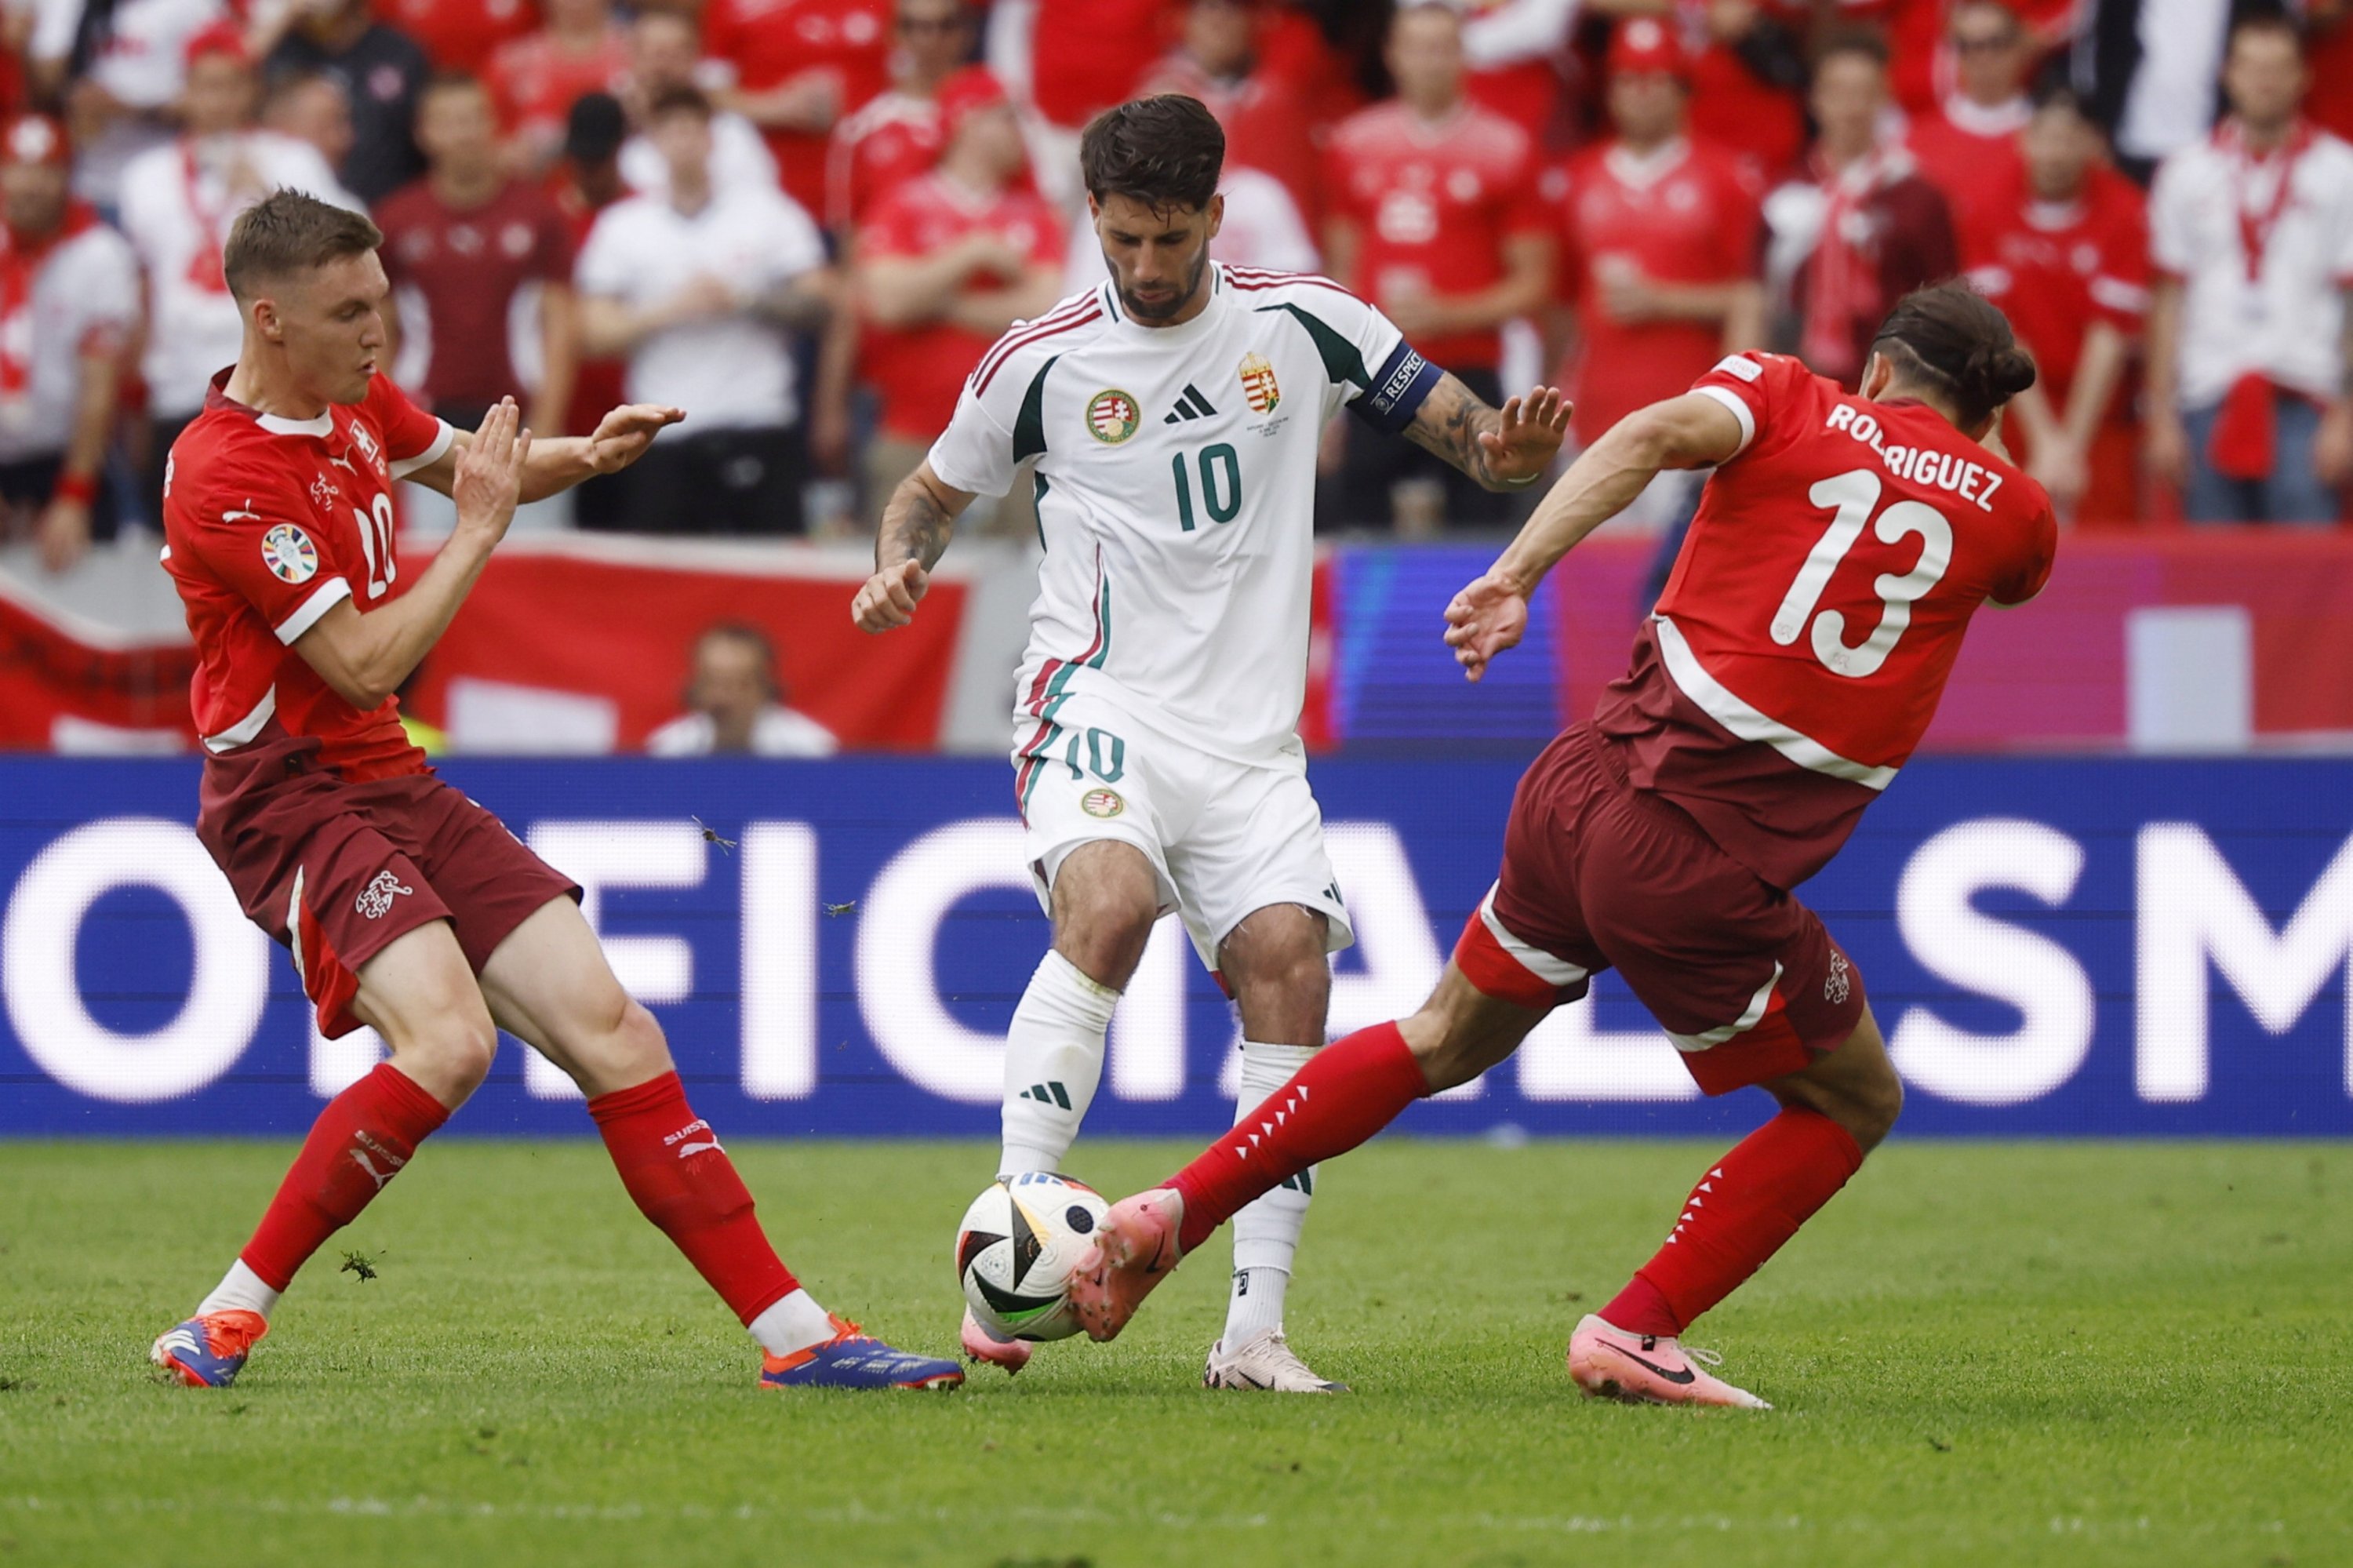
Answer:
[
  {"left": 1479, "top": 387, "right": 1571, "bottom": 488},
  {"left": 1443, "top": 569, "right": 1529, "bottom": 683},
  {"left": 453, "top": 398, "right": 532, "bottom": 540},
  {"left": 852, "top": 558, "right": 929, "bottom": 633},
  {"left": 585, "top": 403, "right": 686, "bottom": 474}
]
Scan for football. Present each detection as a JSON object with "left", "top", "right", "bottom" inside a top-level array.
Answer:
[{"left": 954, "top": 1173, "right": 1110, "bottom": 1343}]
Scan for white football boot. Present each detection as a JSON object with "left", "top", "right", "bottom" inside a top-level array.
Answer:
[{"left": 1202, "top": 1328, "right": 1349, "bottom": 1393}]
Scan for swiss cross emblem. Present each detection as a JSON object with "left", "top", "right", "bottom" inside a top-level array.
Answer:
[{"left": 349, "top": 420, "right": 382, "bottom": 473}]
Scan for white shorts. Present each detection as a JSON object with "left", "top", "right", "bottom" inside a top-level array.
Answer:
[{"left": 1010, "top": 691, "right": 1353, "bottom": 973}]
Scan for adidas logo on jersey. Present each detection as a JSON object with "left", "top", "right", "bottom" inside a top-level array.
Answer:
[{"left": 1162, "top": 384, "right": 1220, "bottom": 424}]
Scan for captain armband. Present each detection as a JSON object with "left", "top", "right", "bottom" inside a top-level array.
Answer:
[{"left": 1349, "top": 341, "right": 1444, "bottom": 435}]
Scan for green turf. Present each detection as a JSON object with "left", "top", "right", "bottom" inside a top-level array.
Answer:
[{"left": 1, "top": 1139, "right": 2347, "bottom": 1568}]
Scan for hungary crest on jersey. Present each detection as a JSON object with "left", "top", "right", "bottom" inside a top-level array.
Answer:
[
  {"left": 1238, "top": 352, "right": 1281, "bottom": 414},
  {"left": 1086, "top": 389, "right": 1140, "bottom": 444}
]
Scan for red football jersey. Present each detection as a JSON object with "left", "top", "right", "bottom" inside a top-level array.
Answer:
[
  {"left": 826, "top": 89, "right": 944, "bottom": 234},
  {"left": 375, "top": 176, "right": 574, "bottom": 409},
  {"left": 1028, "top": 0, "right": 1171, "bottom": 129},
  {"left": 705, "top": 0, "right": 893, "bottom": 217},
  {"left": 1905, "top": 101, "right": 2031, "bottom": 238},
  {"left": 858, "top": 173, "right": 1063, "bottom": 439},
  {"left": 1549, "top": 136, "right": 1762, "bottom": 443},
  {"left": 1960, "top": 168, "right": 2148, "bottom": 403},
  {"left": 486, "top": 27, "right": 631, "bottom": 153},
  {"left": 1596, "top": 351, "right": 2057, "bottom": 887},
  {"left": 1325, "top": 100, "right": 1547, "bottom": 372},
  {"left": 380, "top": 0, "right": 538, "bottom": 73},
  {"left": 163, "top": 371, "right": 453, "bottom": 780}
]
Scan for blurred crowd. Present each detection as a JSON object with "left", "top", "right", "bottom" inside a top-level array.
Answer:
[{"left": 2, "top": 0, "right": 2351, "bottom": 577}]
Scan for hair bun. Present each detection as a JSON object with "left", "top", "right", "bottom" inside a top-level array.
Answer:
[{"left": 1962, "top": 342, "right": 2038, "bottom": 403}]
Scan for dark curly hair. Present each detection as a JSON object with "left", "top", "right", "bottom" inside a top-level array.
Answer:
[
  {"left": 1079, "top": 94, "right": 1225, "bottom": 216},
  {"left": 1870, "top": 281, "right": 2038, "bottom": 429}
]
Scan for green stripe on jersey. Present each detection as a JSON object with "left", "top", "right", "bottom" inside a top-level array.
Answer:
[
  {"left": 1254, "top": 304, "right": 1370, "bottom": 393},
  {"left": 1013, "top": 355, "right": 1059, "bottom": 466}
]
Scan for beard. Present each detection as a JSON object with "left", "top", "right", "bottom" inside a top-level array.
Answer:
[{"left": 1115, "top": 245, "right": 1210, "bottom": 323}]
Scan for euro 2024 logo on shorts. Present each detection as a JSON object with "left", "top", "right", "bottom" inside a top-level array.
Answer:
[
  {"left": 260, "top": 524, "right": 318, "bottom": 584},
  {"left": 1086, "top": 390, "right": 1140, "bottom": 445}
]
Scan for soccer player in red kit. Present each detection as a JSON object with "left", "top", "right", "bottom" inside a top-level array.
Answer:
[
  {"left": 1068, "top": 282, "right": 2054, "bottom": 1408},
  {"left": 147, "top": 191, "right": 961, "bottom": 1393}
]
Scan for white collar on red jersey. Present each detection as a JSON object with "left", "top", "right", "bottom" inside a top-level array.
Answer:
[
  {"left": 1602, "top": 136, "right": 1690, "bottom": 191},
  {"left": 1398, "top": 100, "right": 1475, "bottom": 144},
  {"left": 1939, "top": 93, "right": 2033, "bottom": 140},
  {"left": 2024, "top": 195, "right": 2086, "bottom": 231},
  {"left": 256, "top": 409, "right": 334, "bottom": 438}
]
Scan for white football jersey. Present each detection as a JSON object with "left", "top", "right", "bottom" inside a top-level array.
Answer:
[{"left": 929, "top": 264, "right": 1435, "bottom": 762}]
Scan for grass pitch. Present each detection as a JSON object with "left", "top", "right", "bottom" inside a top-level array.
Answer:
[{"left": 1, "top": 1138, "right": 2347, "bottom": 1568}]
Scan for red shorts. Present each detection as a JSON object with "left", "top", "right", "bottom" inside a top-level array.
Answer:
[
  {"left": 1451, "top": 724, "right": 1865, "bottom": 1097},
  {"left": 196, "top": 725, "right": 579, "bottom": 1038}
]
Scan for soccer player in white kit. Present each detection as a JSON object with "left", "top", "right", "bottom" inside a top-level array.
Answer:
[{"left": 852, "top": 94, "right": 1569, "bottom": 1392}]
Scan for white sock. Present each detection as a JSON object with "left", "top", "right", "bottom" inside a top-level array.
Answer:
[
  {"left": 1225, "top": 1040, "right": 1317, "bottom": 1341},
  {"left": 196, "top": 1259, "right": 280, "bottom": 1320},
  {"left": 1224, "top": 1266, "right": 1289, "bottom": 1343},
  {"left": 748, "top": 1287, "right": 835, "bottom": 1357},
  {"left": 998, "top": 950, "right": 1118, "bottom": 1177}
]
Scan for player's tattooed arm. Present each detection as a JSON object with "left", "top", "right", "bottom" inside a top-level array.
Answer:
[
  {"left": 855, "top": 461, "right": 976, "bottom": 633},
  {"left": 1400, "top": 374, "right": 1570, "bottom": 492}
]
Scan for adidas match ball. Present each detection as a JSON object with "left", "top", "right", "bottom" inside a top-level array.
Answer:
[{"left": 955, "top": 1172, "right": 1109, "bottom": 1343}]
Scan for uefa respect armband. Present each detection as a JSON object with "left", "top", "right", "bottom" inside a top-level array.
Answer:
[{"left": 1351, "top": 341, "right": 1445, "bottom": 435}]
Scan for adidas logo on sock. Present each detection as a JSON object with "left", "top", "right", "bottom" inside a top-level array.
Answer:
[
  {"left": 1020, "top": 1081, "right": 1073, "bottom": 1110},
  {"left": 1277, "top": 1169, "right": 1315, "bottom": 1196}
]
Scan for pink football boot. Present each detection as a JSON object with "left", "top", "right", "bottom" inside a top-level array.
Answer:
[
  {"left": 1566, "top": 1314, "right": 1772, "bottom": 1410},
  {"left": 960, "top": 1308, "right": 1033, "bottom": 1374},
  {"left": 1063, "top": 1188, "right": 1186, "bottom": 1341}
]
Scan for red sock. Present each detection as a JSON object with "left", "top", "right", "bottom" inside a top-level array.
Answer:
[
  {"left": 1601, "top": 1107, "right": 1864, "bottom": 1337},
  {"left": 588, "top": 1071, "right": 797, "bottom": 1326},
  {"left": 1169, "top": 1021, "right": 1428, "bottom": 1253},
  {"left": 238, "top": 1062, "right": 450, "bottom": 1292}
]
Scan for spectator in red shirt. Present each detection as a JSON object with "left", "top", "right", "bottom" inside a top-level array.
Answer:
[
  {"left": 1905, "top": 0, "right": 2034, "bottom": 238},
  {"left": 708, "top": 0, "right": 893, "bottom": 223},
  {"left": 1686, "top": 0, "right": 1810, "bottom": 184},
  {"left": 380, "top": 0, "right": 540, "bottom": 76},
  {"left": 1325, "top": 1, "right": 1553, "bottom": 529},
  {"left": 1460, "top": 0, "right": 1576, "bottom": 147},
  {"left": 1962, "top": 85, "right": 2148, "bottom": 526},
  {"left": 1140, "top": 0, "right": 1320, "bottom": 227},
  {"left": 1027, "top": 0, "right": 1173, "bottom": 134},
  {"left": 377, "top": 74, "right": 578, "bottom": 443},
  {"left": 1776, "top": 33, "right": 1958, "bottom": 387},
  {"left": 1551, "top": 20, "right": 1764, "bottom": 454},
  {"left": 845, "top": 67, "right": 1061, "bottom": 527},
  {"left": 824, "top": 0, "right": 976, "bottom": 238},
  {"left": 487, "top": 0, "right": 630, "bottom": 177}
]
